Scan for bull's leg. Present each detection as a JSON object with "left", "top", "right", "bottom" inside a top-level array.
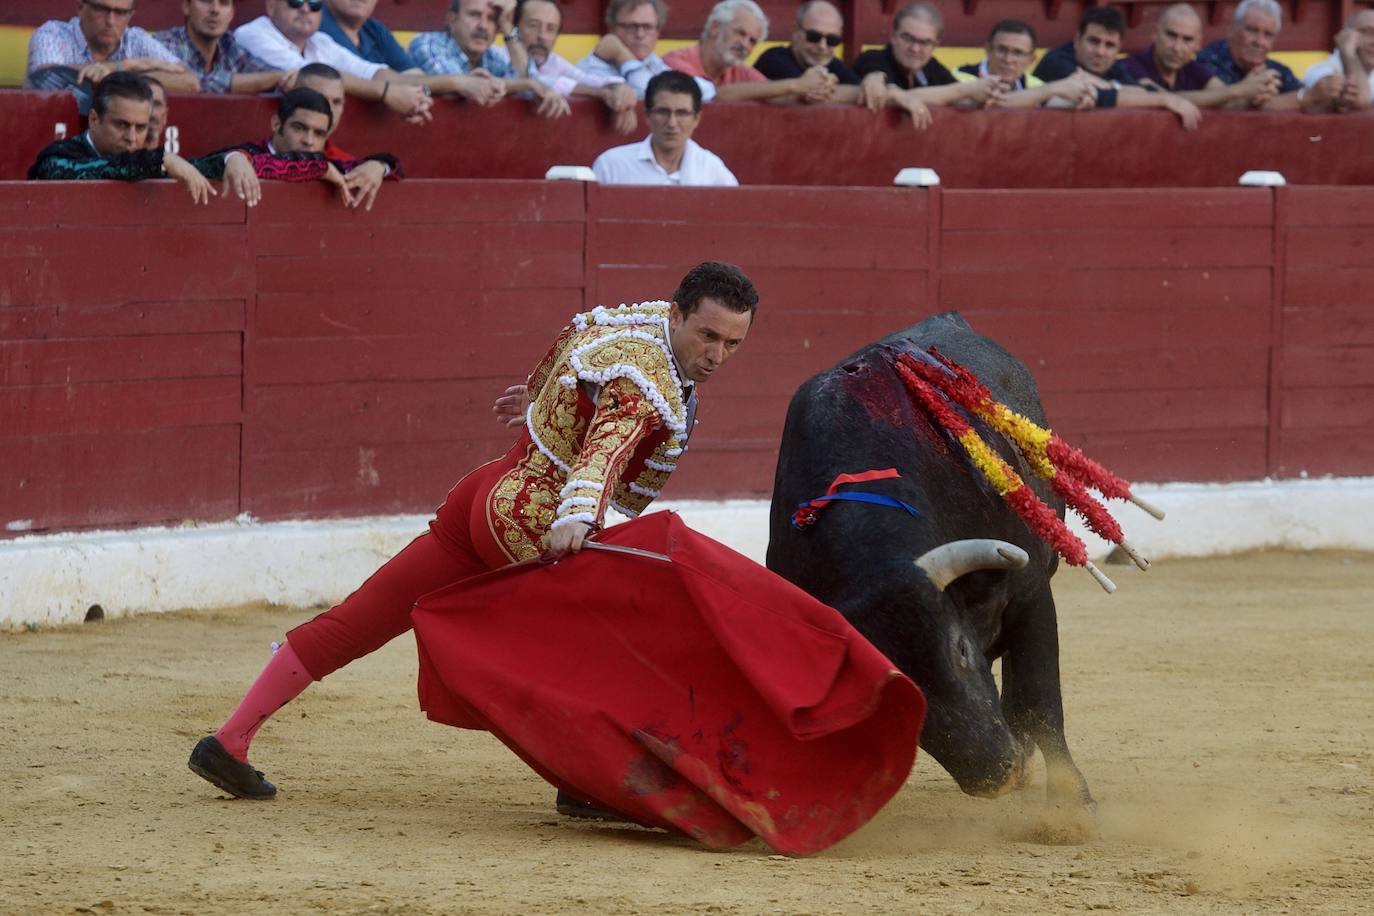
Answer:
[{"left": 999, "top": 584, "right": 1095, "bottom": 812}]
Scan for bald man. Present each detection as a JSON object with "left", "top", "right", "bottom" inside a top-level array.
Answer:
[{"left": 1119, "top": 2, "right": 1276, "bottom": 108}]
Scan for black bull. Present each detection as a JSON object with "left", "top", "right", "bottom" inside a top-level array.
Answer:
[{"left": 766, "top": 312, "right": 1094, "bottom": 809}]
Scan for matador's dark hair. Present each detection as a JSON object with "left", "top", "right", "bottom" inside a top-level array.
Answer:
[{"left": 674, "top": 262, "right": 758, "bottom": 319}]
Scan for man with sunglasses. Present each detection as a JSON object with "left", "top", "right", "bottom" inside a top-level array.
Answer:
[
  {"left": 592, "top": 69, "right": 736, "bottom": 186},
  {"left": 236, "top": 0, "right": 434, "bottom": 122},
  {"left": 576, "top": 0, "right": 716, "bottom": 101},
  {"left": 26, "top": 0, "right": 199, "bottom": 91}
]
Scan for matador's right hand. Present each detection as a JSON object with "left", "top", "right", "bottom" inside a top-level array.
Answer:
[{"left": 493, "top": 383, "right": 529, "bottom": 429}]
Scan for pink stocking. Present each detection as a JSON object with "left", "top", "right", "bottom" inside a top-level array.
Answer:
[{"left": 213, "top": 640, "right": 314, "bottom": 762}]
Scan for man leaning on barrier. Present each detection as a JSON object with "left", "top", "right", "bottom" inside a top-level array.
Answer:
[
  {"left": 153, "top": 0, "right": 291, "bottom": 95},
  {"left": 26, "top": 0, "right": 199, "bottom": 92},
  {"left": 27, "top": 71, "right": 213, "bottom": 203},
  {"left": 577, "top": 0, "right": 716, "bottom": 102},
  {"left": 853, "top": 4, "right": 1003, "bottom": 111},
  {"left": 1196, "top": 0, "right": 1340, "bottom": 112}
]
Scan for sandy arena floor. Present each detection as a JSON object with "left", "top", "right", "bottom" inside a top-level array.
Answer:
[{"left": 2, "top": 550, "right": 1372, "bottom": 915}]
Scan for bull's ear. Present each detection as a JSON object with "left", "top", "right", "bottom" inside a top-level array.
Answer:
[{"left": 914, "top": 540, "right": 1029, "bottom": 592}]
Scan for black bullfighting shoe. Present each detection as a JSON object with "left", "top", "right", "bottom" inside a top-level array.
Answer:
[
  {"left": 188, "top": 736, "right": 277, "bottom": 800},
  {"left": 554, "top": 789, "right": 635, "bottom": 823}
]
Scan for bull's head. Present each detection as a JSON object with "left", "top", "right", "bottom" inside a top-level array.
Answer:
[{"left": 900, "top": 539, "right": 1031, "bottom": 798}]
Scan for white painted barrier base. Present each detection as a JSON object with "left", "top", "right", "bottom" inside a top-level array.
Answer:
[{"left": 3, "top": 478, "right": 1371, "bottom": 631}]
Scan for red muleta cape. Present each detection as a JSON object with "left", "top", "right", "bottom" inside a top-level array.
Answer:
[{"left": 411, "top": 511, "right": 926, "bottom": 856}]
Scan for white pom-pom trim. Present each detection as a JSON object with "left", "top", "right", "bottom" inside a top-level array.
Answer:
[
  {"left": 559, "top": 479, "right": 604, "bottom": 497},
  {"left": 551, "top": 512, "right": 597, "bottom": 530},
  {"left": 628, "top": 481, "right": 660, "bottom": 498},
  {"left": 557, "top": 496, "right": 600, "bottom": 515},
  {"left": 644, "top": 458, "right": 676, "bottom": 473}
]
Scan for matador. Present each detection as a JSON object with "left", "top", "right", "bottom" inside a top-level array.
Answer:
[{"left": 188, "top": 261, "right": 758, "bottom": 802}]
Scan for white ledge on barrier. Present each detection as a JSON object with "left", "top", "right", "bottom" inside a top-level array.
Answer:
[
  {"left": 893, "top": 167, "right": 941, "bottom": 187},
  {"left": 1239, "top": 170, "right": 1286, "bottom": 187},
  {"left": 545, "top": 165, "right": 597, "bottom": 182}
]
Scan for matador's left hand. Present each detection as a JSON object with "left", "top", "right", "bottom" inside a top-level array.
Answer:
[{"left": 493, "top": 383, "right": 529, "bottom": 428}]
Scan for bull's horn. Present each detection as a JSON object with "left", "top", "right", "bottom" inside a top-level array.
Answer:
[{"left": 914, "top": 540, "right": 1029, "bottom": 592}]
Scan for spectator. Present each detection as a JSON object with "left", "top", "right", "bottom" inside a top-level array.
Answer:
[
  {"left": 661, "top": 0, "right": 832, "bottom": 103},
  {"left": 510, "top": 0, "right": 638, "bottom": 133},
  {"left": 27, "top": 71, "right": 213, "bottom": 203},
  {"left": 592, "top": 70, "right": 736, "bottom": 186},
  {"left": 195, "top": 87, "right": 362, "bottom": 206},
  {"left": 154, "top": 0, "right": 289, "bottom": 94},
  {"left": 145, "top": 75, "right": 167, "bottom": 149},
  {"left": 955, "top": 18, "right": 1093, "bottom": 108},
  {"left": 1032, "top": 6, "right": 1203, "bottom": 129},
  {"left": 751, "top": 1, "right": 938, "bottom": 128},
  {"left": 296, "top": 62, "right": 402, "bottom": 209},
  {"left": 576, "top": 0, "right": 716, "bottom": 101},
  {"left": 410, "top": 0, "right": 566, "bottom": 117},
  {"left": 26, "top": 0, "right": 199, "bottom": 92},
  {"left": 1119, "top": 3, "right": 1276, "bottom": 108},
  {"left": 322, "top": 0, "right": 505, "bottom": 103},
  {"left": 1301, "top": 8, "right": 1374, "bottom": 112},
  {"left": 236, "top": 0, "right": 433, "bottom": 122},
  {"left": 853, "top": 4, "right": 1001, "bottom": 108},
  {"left": 1196, "top": 0, "right": 1339, "bottom": 111},
  {"left": 320, "top": 0, "right": 414, "bottom": 71}
]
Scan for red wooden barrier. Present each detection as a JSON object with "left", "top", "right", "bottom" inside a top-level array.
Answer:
[
  {"left": 3, "top": 179, "right": 1373, "bottom": 537},
  {"left": 6, "top": 89, "right": 1374, "bottom": 188}
]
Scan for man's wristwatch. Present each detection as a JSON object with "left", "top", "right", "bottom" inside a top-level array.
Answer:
[{"left": 504, "top": 27, "right": 520, "bottom": 43}]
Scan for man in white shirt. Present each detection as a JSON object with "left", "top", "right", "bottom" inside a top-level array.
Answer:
[
  {"left": 511, "top": 0, "right": 638, "bottom": 132},
  {"left": 1303, "top": 8, "right": 1374, "bottom": 112},
  {"left": 577, "top": 0, "right": 716, "bottom": 102},
  {"left": 235, "top": 0, "right": 433, "bottom": 121},
  {"left": 592, "top": 70, "right": 737, "bottom": 186}
]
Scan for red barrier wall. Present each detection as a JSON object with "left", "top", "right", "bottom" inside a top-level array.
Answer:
[
  {"left": 3, "top": 180, "right": 1373, "bottom": 537},
  {"left": 6, "top": 89, "right": 1374, "bottom": 188}
]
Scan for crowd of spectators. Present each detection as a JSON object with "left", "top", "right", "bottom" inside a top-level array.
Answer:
[{"left": 23, "top": 0, "right": 1374, "bottom": 194}]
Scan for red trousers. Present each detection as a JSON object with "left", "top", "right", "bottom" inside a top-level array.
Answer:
[{"left": 287, "top": 454, "right": 517, "bottom": 681}]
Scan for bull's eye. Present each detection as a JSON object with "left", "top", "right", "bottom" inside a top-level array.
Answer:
[{"left": 956, "top": 636, "right": 975, "bottom": 669}]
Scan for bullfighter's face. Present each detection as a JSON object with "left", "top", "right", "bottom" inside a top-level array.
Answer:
[{"left": 668, "top": 297, "right": 752, "bottom": 383}]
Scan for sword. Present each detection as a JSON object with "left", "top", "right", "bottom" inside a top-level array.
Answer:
[{"left": 582, "top": 541, "right": 673, "bottom": 563}]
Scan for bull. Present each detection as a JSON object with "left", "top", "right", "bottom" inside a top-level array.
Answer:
[{"left": 766, "top": 312, "right": 1094, "bottom": 810}]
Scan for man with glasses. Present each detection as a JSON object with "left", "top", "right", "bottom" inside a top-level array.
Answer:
[
  {"left": 577, "top": 0, "right": 716, "bottom": 101},
  {"left": 26, "top": 0, "right": 199, "bottom": 91},
  {"left": 955, "top": 19, "right": 1094, "bottom": 109},
  {"left": 154, "top": 0, "right": 292, "bottom": 94},
  {"left": 592, "top": 69, "right": 736, "bottom": 186},
  {"left": 661, "top": 0, "right": 832, "bottom": 103},
  {"left": 853, "top": 3, "right": 1001, "bottom": 108},
  {"left": 236, "top": 0, "right": 434, "bottom": 122}
]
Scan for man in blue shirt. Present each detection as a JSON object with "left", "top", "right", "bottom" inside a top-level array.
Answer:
[
  {"left": 1196, "top": 0, "right": 1340, "bottom": 111},
  {"left": 320, "top": 0, "right": 414, "bottom": 71}
]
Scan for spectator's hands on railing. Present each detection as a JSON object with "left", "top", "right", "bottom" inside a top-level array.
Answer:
[
  {"left": 529, "top": 83, "right": 571, "bottom": 118},
  {"left": 1305, "top": 73, "right": 1345, "bottom": 111},
  {"left": 1335, "top": 77, "right": 1363, "bottom": 112},
  {"left": 222, "top": 151, "right": 262, "bottom": 207},
  {"left": 343, "top": 161, "right": 388, "bottom": 212},
  {"left": 890, "top": 87, "right": 932, "bottom": 130},
  {"left": 1234, "top": 65, "right": 1280, "bottom": 107},
  {"left": 857, "top": 72, "right": 888, "bottom": 112},
  {"left": 277, "top": 69, "right": 299, "bottom": 93},
  {"left": 593, "top": 34, "right": 634, "bottom": 67},
  {"left": 163, "top": 153, "right": 216, "bottom": 205},
  {"left": 493, "top": 384, "right": 529, "bottom": 429},
  {"left": 321, "top": 162, "right": 357, "bottom": 208},
  {"left": 961, "top": 76, "right": 1003, "bottom": 107},
  {"left": 792, "top": 65, "right": 835, "bottom": 103},
  {"left": 385, "top": 83, "right": 434, "bottom": 124},
  {"left": 611, "top": 106, "right": 638, "bottom": 134},
  {"left": 1163, "top": 94, "right": 1201, "bottom": 130},
  {"left": 451, "top": 71, "right": 506, "bottom": 106},
  {"left": 1050, "top": 72, "right": 1096, "bottom": 110}
]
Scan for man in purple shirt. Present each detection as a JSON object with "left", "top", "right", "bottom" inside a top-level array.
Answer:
[{"left": 1119, "top": 2, "right": 1277, "bottom": 109}]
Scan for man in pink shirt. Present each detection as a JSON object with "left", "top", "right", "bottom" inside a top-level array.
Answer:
[{"left": 662, "top": 0, "right": 830, "bottom": 102}]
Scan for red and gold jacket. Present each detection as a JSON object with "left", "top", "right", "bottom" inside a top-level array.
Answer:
[{"left": 485, "top": 301, "right": 694, "bottom": 561}]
